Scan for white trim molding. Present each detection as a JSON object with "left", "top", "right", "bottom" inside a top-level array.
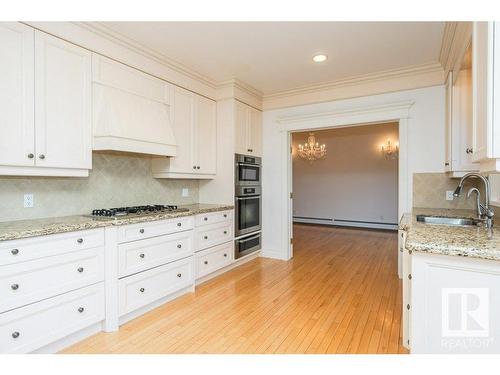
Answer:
[
  {"left": 439, "top": 22, "right": 473, "bottom": 83},
  {"left": 262, "top": 63, "right": 443, "bottom": 110},
  {"left": 216, "top": 78, "right": 263, "bottom": 110}
]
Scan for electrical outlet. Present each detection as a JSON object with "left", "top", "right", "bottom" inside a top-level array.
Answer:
[
  {"left": 181, "top": 188, "right": 189, "bottom": 197},
  {"left": 446, "top": 190, "right": 455, "bottom": 201},
  {"left": 24, "top": 194, "right": 34, "bottom": 208}
]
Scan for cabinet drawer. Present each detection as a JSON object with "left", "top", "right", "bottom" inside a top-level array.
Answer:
[
  {"left": 0, "top": 247, "right": 104, "bottom": 313},
  {"left": 195, "top": 210, "right": 232, "bottom": 227},
  {"left": 0, "top": 228, "right": 104, "bottom": 266},
  {"left": 195, "top": 242, "right": 233, "bottom": 279},
  {"left": 0, "top": 283, "right": 104, "bottom": 354},
  {"left": 118, "top": 257, "right": 193, "bottom": 316},
  {"left": 117, "top": 216, "right": 194, "bottom": 243},
  {"left": 118, "top": 231, "right": 193, "bottom": 278},
  {"left": 196, "top": 222, "right": 233, "bottom": 251}
]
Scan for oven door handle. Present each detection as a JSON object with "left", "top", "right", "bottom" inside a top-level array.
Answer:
[
  {"left": 237, "top": 234, "right": 261, "bottom": 243},
  {"left": 235, "top": 196, "right": 261, "bottom": 200},
  {"left": 237, "top": 162, "right": 261, "bottom": 168}
]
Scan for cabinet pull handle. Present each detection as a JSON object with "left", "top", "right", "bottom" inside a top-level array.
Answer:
[
  {"left": 223, "top": 230, "right": 227, "bottom": 234},
  {"left": 408, "top": 274, "right": 412, "bottom": 280},
  {"left": 11, "top": 249, "right": 19, "bottom": 255},
  {"left": 197, "top": 166, "right": 200, "bottom": 169},
  {"left": 177, "top": 244, "right": 182, "bottom": 249},
  {"left": 193, "top": 166, "right": 196, "bottom": 169},
  {"left": 445, "top": 162, "right": 450, "bottom": 166},
  {"left": 224, "top": 253, "right": 227, "bottom": 257},
  {"left": 177, "top": 223, "right": 182, "bottom": 227},
  {"left": 39, "top": 154, "right": 45, "bottom": 160},
  {"left": 177, "top": 273, "right": 182, "bottom": 278},
  {"left": 27, "top": 153, "right": 34, "bottom": 159},
  {"left": 77, "top": 238, "right": 83, "bottom": 244},
  {"left": 139, "top": 253, "right": 145, "bottom": 258},
  {"left": 77, "top": 267, "right": 84, "bottom": 273},
  {"left": 204, "top": 261, "right": 208, "bottom": 265},
  {"left": 223, "top": 214, "right": 227, "bottom": 218},
  {"left": 78, "top": 307, "right": 85, "bottom": 313},
  {"left": 11, "top": 283, "right": 19, "bottom": 290},
  {"left": 204, "top": 217, "right": 208, "bottom": 221},
  {"left": 140, "top": 288, "right": 145, "bottom": 293},
  {"left": 139, "top": 228, "right": 145, "bottom": 234},
  {"left": 12, "top": 332, "right": 20, "bottom": 339},
  {"left": 407, "top": 304, "right": 410, "bottom": 310},
  {"left": 204, "top": 236, "right": 208, "bottom": 240}
]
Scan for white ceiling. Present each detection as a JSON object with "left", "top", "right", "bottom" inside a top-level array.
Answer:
[{"left": 98, "top": 22, "right": 446, "bottom": 94}]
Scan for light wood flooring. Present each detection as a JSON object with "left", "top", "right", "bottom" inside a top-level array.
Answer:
[{"left": 63, "top": 224, "right": 407, "bottom": 354}]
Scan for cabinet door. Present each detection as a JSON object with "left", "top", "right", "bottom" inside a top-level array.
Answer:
[
  {"left": 472, "top": 22, "right": 493, "bottom": 162},
  {"left": 235, "top": 101, "right": 249, "bottom": 155},
  {"left": 34, "top": 31, "right": 92, "bottom": 169},
  {"left": 0, "top": 23, "right": 35, "bottom": 168},
  {"left": 195, "top": 96, "right": 217, "bottom": 174},
  {"left": 167, "top": 86, "right": 195, "bottom": 173},
  {"left": 248, "top": 107, "right": 263, "bottom": 157}
]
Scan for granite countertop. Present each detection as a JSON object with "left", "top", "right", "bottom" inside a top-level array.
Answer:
[
  {"left": 0, "top": 204, "right": 234, "bottom": 242},
  {"left": 399, "top": 207, "right": 500, "bottom": 261}
]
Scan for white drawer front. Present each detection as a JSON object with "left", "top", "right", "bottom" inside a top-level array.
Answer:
[
  {"left": 118, "top": 231, "right": 194, "bottom": 278},
  {"left": 0, "top": 247, "right": 104, "bottom": 313},
  {"left": 117, "top": 216, "right": 194, "bottom": 243},
  {"left": 195, "top": 242, "right": 233, "bottom": 279},
  {"left": 0, "top": 228, "right": 104, "bottom": 266},
  {"left": 118, "top": 257, "right": 193, "bottom": 316},
  {"left": 195, "top": 210, "right": 232, "bottom": 227},
  {"left": 0, "top": 283, "right": 104, "bottom": 354},
  {"left": 196, "top": 222, "right": 233, "bottom": 251}
]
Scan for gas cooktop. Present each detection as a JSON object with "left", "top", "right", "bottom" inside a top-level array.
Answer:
[{"left": 85, "top": 205, "right": 190, "bottom": 219}]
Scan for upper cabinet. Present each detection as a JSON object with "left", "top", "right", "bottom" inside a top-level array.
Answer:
[
  {"left": 0, "top": 24, "right": 92, "bottom": 177},
  {"left": 472, "top": 22, "right": 500, "bottom": 171},
  {"left": 152, "top": 87, "right": 217, "bottom": 179},
  {"left": 235, "top": 101, "right": 262, "bottom": 157},
  {"left": 92, "top": 54, "right": 176, "bottom": 156},
  {"left": 444, "top": 42, "right": 479, "bottom": 176}
]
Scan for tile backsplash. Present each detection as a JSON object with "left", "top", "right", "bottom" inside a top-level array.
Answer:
[
  {"left": 0, "top": 152, "right": 199, "bottom": 222},
  {"left": 413, "top": 172, "right": 482, "bottom": 210}
]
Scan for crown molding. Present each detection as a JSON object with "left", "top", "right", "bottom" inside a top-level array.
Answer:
[
  {"left": 262, "top": 62, "right": 444, "bottom": 110},
  {"left": 439, "top": 21, "right": 472, "bottom": 83},
  {"left": 216, "top": 79, "right": 263, "bottom": 110}
]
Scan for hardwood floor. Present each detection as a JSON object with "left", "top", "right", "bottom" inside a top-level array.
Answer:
[{"left": 63, "top": 224, "right": 407, "bottom": 354}]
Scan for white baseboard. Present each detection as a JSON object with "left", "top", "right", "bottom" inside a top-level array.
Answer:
[
  {"left": 293, "top": 218, "right": 397, "bottom": 230},
  {"left": 32, "top": 322, "right": 103, "bottom": 354}
]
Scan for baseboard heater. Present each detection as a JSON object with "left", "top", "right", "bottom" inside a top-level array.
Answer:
[
  {"left": 293, "top": 216, "right": 333, "bottom": 222},
  {"left": 293, "top": 216, "right": 397, "bottom": 227}
]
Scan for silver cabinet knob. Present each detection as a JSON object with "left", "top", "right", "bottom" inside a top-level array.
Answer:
[
  {"left": 139, "top": 253, "right": 145, "bottom": 258},
  {"left": 204, "top": 261, "right": 208, "bottom": 265},
  {"left": 140, "top": 288, "right": 145, "bottom": 293},
  {"left": 223, "top": 231, "right": 227, "bottom": 234},
  {"left": 11, "top": 283, "right": 19, "bottom": 290},
  {"left": 224, "top": 253, "right": 227, "bottom": 257},
  {"left": 139, "top": 228, "right": 145, "bottom": 234},
  {"left": 177, "top": 273, "right": 182, "bottom": 278},
  {"left": 27, "top": 153, "right": 34, "bottom": 159},
  {"left": 77, "top": 238, "right": 83, "bottom": 244},
  {"left": 204, "top": 236, "right": 208, "bottom": 240},
  {"left": 177, "top": 223, "right": 182, "bottom": 227},
  {"left": 193, "top": 166, "right": 196, "bottom": 169},
  {"left": 12, "top": 332, "right": 20, "bottom": 339},
  {"left": 39, "top": 154, "right": 45, "bottom": 159},
  {"left": 177, "top": 244, "right": 182, "bottom": 249},
  {"left": 78, "top": 307, "right": 85, "bottom": 313},
  {"left": 197, "top": 166, "right": 200, "bottom": 169},
  {"left": 223, "top": 214, "right": 227, "bottom": 218},
  {"left": 408, "top": 274, "right": 412, "bottom": 280},
  {"left": 11, "top": 249, "right": 19, "bottom": 255},
  {"left": 77, "top": 267, "right": 84, "bottom": 273},
  {"left": 204, "top": 217, "right": 208, "bottom": 221}
]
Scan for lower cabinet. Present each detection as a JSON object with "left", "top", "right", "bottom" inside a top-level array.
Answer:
[
  {"left": 118, "top": 257, "right": 194, "bottom": 316},
  {"left": 402, "top": 245, "right": 412, "bottom": 350},
  {"left": 0, "top": 283, "right": 104, "bottom": 354},
  {"left": 195, "top": 242, "right": 233, "bottom": 279}
]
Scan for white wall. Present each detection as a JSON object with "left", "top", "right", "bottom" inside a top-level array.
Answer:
[
  {"left": 262, "top": 85, "right": 445, "bottom": 259},
  {"left": 292, "top": 123, "right": 399, "bottom": 229}
]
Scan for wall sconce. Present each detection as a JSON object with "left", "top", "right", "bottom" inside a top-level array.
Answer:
[{"left": 381, "top": 139, "right": 398, "bottom": 159}]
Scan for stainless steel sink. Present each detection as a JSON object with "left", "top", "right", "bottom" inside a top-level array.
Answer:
[{"left": 416, "top": 215, "right": 481, "bottom": 227}]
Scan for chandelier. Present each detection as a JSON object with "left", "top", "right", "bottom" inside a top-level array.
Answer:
[
  {"left": 297, "top": 133, "right": 327, "bottom": 162},
  {"left": 381, "top": 139, "right": 399, "bottom": 159}
]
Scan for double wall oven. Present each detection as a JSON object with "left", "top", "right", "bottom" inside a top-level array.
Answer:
[{"left": 234, "top": 154, "right": 262, "bottom": 259}]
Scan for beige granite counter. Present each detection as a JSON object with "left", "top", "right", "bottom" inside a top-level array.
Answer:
[
  {"left": 399, "top": 207, "right": 500, "bottom": 261},
  {"left": 0, "top": 204, "right": 234, "bottom": 242}
]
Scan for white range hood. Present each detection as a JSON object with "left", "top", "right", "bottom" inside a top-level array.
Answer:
[{"left": 92, "top": 54, "right": 177, "bottom": 157}]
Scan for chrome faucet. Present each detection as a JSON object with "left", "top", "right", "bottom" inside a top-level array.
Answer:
[{"left": 453, "top": 172, "right": 494, "bottom": 228}]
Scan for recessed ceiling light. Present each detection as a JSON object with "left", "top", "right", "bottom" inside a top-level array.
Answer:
[{"left": 312, "top": 54, "right": 328, "bottom": 63}]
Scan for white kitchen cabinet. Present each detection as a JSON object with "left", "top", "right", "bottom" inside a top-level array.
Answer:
[
  {"left": 152, "top": 86, "right": 217, "bottom": 178},
  {"left": 92, "top": 54, "right": 176, "bottom": 156},
  {"left": 235, "top": 101, "right": 262, "bottom": 157},
  {"left": 0, "top": 24, "right": 92, "bottom": 177},
  {"left": 472, "top": 22, "right": 500, "bottom": 171},
  {"left": 402, "top": 245, "right": 412, "bottom": 350}
]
